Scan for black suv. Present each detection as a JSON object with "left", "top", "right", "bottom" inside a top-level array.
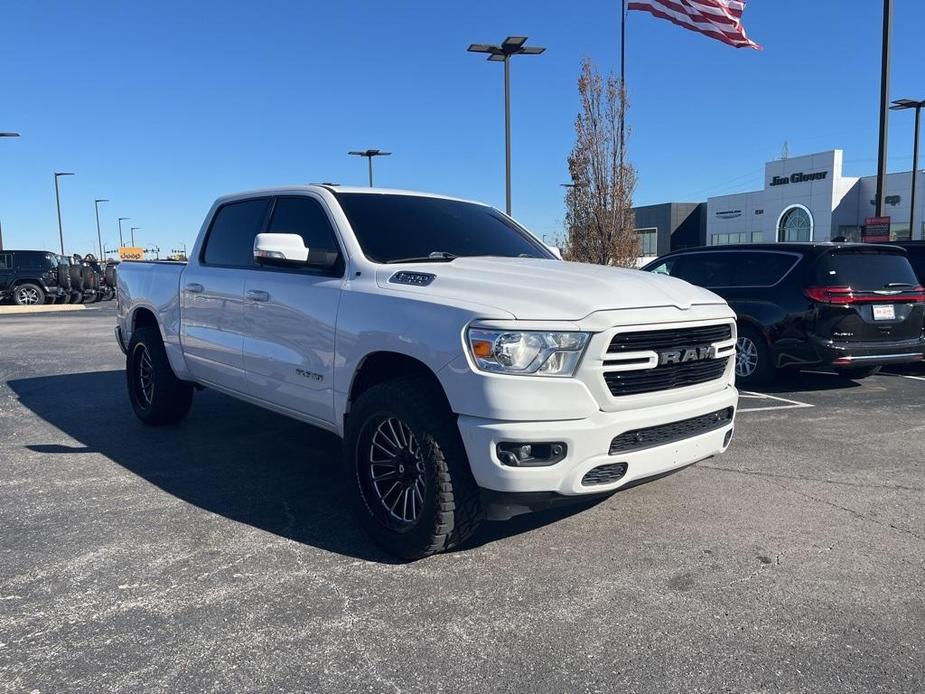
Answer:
[
  {"left": 642, "top": 243, "right": 925, "bottom": 386},
  {"left": 0, "top": 250, "right": 67, "bottom": 305}
]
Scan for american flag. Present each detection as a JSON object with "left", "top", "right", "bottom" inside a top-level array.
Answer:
[{"left": 627, "top": 0, "right": 761, "bottom": 50}]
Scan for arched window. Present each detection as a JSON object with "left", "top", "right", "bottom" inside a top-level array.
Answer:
[{"left": 777, "top": 206, "right": 813, "bottom": 242}]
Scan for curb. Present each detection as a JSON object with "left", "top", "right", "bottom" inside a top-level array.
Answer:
[{"left": 0, "top": 304, "right": 89, "bottom": 315}]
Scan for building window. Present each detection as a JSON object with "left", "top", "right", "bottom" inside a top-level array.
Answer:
[
  {"left": 711, "top": 232, "right": 751, "bottom": 245},
  {"left": 751, "top": 232, "right": 763, "bottom": 243},
  {"left": 777, "top": 205, "right": 813, "bottom": 242},
  {"left": 636, "top": 227, "right": 657, "bottom": 256},
  {"left": 890, "top": 224, "right": 911, "bottom": 241}
]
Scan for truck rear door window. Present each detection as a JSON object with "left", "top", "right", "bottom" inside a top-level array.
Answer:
[
  {"left": 202, "top": 198, "right": 271, "bottom": 267},
  {"left": 815, "top": 251, "right": 918, "bottom": 290}
]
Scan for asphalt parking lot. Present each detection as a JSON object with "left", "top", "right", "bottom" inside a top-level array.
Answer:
[{"left": 1, "top": 308, "right": 924, "bottom": 693}]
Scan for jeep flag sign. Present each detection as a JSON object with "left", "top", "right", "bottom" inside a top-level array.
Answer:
[{"left": 118, "top": 246, "right": 145, "bottom": 261}]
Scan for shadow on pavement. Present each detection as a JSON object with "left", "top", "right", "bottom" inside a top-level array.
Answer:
[
  {"left": 8, "top": 370, "right": 587, "bottom": 562},
  {"left": 753, "top": 369, "right": 864, "bottom": 394}
]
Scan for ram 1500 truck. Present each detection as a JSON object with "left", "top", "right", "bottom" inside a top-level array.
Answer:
[{"left": 116, "top": 186, "right": 739, "bottom": 558}]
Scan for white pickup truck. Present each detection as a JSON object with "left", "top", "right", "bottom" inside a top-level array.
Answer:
[{"left": 116, "top": 186, "right": 738, "bottom": 558}]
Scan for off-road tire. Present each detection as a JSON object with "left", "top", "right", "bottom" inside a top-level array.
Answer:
[
  {"left": 126, "top": 326, "right": 194, "bottom": 425},
  {"left": 735, "top": 324, "right": 775, "bottom": 388},
  {"left": 344, "top": 377, "right": 483, "bottom": 560}
]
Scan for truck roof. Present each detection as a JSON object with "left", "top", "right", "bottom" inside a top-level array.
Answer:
[{"left": 213, "top": 185, "right": 486, "bottom": 208}]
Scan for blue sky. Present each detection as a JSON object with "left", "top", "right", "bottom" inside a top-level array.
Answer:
[{"left": 1, "top": 1, "right": 923, "bottom": 255}]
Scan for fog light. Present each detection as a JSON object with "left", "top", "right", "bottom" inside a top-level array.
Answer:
[{"left": 497, "top": 441, "right": 567, "bottom": 467}]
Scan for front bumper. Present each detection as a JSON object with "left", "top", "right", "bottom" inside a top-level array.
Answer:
[
  {"left": 456, "top": 385, "right": 738, "bottom": 496},
  {"left": 811, "top": 336, "right": 925, "bottom": 367}
]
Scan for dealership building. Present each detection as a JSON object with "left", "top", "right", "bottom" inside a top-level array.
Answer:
[{"left": 635, "top": 149, "right": 923, "bottom": 258}]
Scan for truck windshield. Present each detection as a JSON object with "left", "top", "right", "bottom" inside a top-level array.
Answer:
[{"left": 335, "top": 192, "right": 554, "bottom": 264}]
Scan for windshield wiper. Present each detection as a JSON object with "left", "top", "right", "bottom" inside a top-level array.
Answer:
[{"left": 386, "top": 251, "right": 458, "bottom": 264}]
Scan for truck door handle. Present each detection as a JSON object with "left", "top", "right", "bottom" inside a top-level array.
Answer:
[
  {"left": 246, "top": 289, "right": 270, "bottom": 302},
  {"left": 185, "top": 283, "right": 204, "bottom": 294}
]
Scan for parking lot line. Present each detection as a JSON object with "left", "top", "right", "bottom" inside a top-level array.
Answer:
[
  {"left": 883, "top": 372, "right": 925, "bottom": 382},
  {"left": 737, "top": 390, "right": 814, "bottom": 413}
]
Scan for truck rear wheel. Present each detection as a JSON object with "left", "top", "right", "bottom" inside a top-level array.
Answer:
[
  {"left": 344, "top": 377, "right": 483, "bottom": 560},
  {"left": 126, "top": 326, "right": 194, "bottom": 425}
]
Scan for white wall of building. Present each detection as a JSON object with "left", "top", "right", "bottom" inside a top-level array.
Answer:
[{"left": 706, "top": 149, "right": 924, "bottom": 244}]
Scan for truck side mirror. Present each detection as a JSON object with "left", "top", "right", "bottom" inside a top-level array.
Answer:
[
  {"left": 254, "top": 233, "right": 309, "bottom": 262},
  {"left": 253, "top": 233, "right": 340, "bottom": 270}
]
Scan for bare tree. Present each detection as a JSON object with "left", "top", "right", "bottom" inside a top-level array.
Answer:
[{"left": 562, "top": 58, "right": 638, "bottom": 267}]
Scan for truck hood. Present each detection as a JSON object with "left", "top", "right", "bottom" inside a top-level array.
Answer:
[{"left": 376, "top": 257, "right": 727, "bottom": 320}]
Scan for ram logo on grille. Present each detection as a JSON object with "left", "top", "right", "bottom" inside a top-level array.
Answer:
[{"left": 657, "top": 345, "right": 715, "bottom": 366}]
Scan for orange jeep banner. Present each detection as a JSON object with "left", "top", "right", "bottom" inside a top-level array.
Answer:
[{"left": 118, "top": 247, "right": 145, "bottom": 261}]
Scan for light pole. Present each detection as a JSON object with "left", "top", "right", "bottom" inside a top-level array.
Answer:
[
  {"left": 348, "top": 149, "right": 391, "bottom": 187},
  {"left": 468, "top": 36, "right": 545, "bottom": 216},
  {"left": 118, "top": 217, "right": 130, "bottom": 247},
  {"left": 890, "top": 98, "right": 925, "bottom": 239},
  {"left": 54, "top": 172, "right": 75, "bottom": 254},
  {"left": 94, "top": 199, "right": 109, "bottom": 260},
  {"left": 130, "top": 226, "right": 140, "bottom": 246},
  {"left": 874, "top": 0, "right": 892, "bottom": 217}
]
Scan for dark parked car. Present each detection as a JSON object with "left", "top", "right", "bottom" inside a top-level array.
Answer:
[
  {"left": 0, "top": 250, "right": 67, "bottom": 305},
  {"left": 642, "top": 243, "right": 925, "bottom": 386},
  {"left": 888, "top": 240, "right": 925, "bottom": 283}
]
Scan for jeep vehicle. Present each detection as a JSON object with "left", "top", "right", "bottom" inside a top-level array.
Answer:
[
  {"left": 116, "top": 186, "right": 739, "bottom": 558},
  {"left": 73, "top": 255, "right": 101, "bottom": 303},
  {"left": 84, "top": 256, "right": 115, "bottom": 301},
  {"left": 0, "top": 250, "right": 66, "bottom": 305},
  {"left": 643, "top": 243, "right": 925, "bottom": 386}
]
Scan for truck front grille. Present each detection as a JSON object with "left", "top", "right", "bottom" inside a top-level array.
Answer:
[
  {"left": 603, "top": 324, "right": 732, "bottom": 397},
  {"left": 604, "top": 358, "right": 729, "bottom": 396},
  {"left": 607, "top": 325, "right": 732, "bottom": 353}
]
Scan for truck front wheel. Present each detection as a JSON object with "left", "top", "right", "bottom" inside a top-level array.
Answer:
[
  {"left": 126, "top": 326, "right": 194, "bottom": 425},
  {"left": 344, "top": 378, "right": 483, "bottom": 560}
]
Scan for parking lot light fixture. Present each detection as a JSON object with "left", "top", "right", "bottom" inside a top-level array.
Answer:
[
  {"left": 130, "top": 227, "right": 141, "bottom": 246},
  {"left": 0, "top": 132, "right": 20, "bottom": 138},
  {"left": 54, "top": 172, "right": 75, "bottom": 255},
  {"left": 890, "top": 98, "right": 925, "bottom": 239},
  {"left": 118, "top": 217, "right": 130, "bottom": 247},
  {"left": 94, "top": 199, "right": 109, "bottom": 261},
  {"left": 468, "top": 36, "right": 546, "bottom": 215},
  {"left": 348, "top": 149, "right": 391, "bottom": 187}
]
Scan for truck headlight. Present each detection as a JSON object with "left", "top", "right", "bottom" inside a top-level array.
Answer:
[{"left": 467, "top": 329, "right": 589, "bottom": 377}]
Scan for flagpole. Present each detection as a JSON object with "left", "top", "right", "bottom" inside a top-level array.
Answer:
[{"left": 620, "top": 0, "right": 626, "bottom": 171}]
